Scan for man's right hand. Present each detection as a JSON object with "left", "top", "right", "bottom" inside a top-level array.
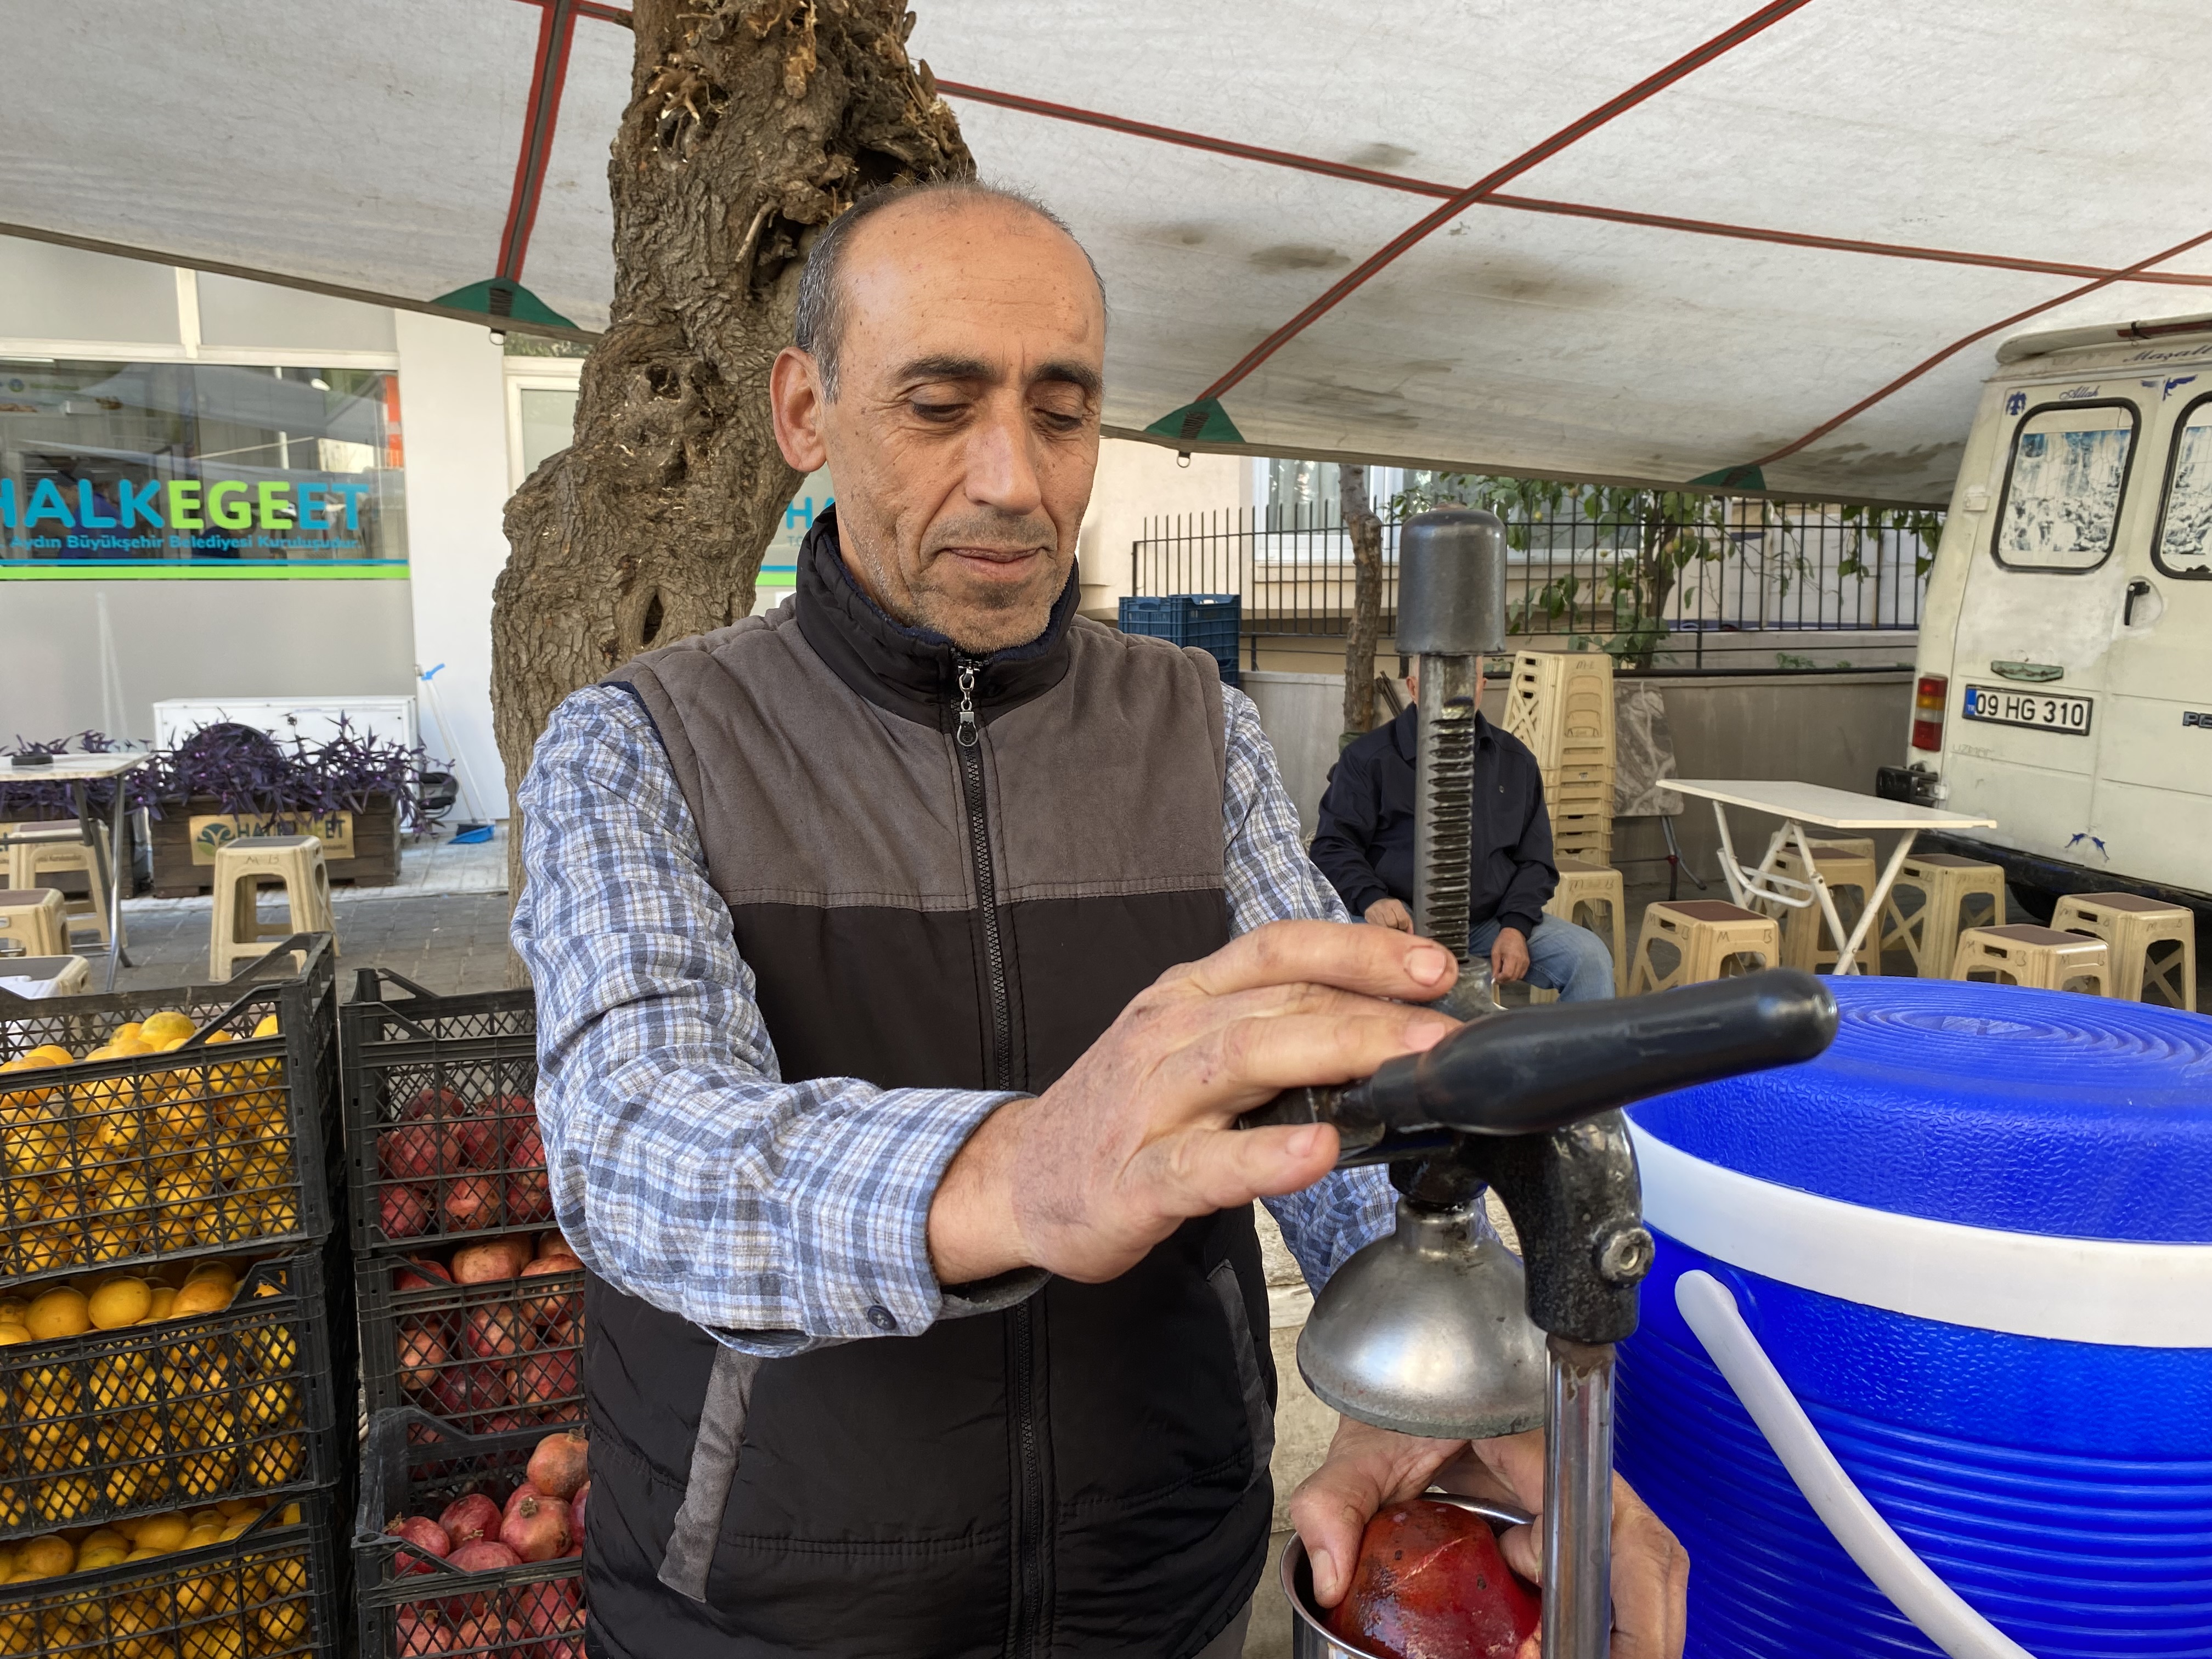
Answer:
[
  {"left": 1363, "top": 898, "right": 1413, "bottom": 932},
  {"left": 927, "top": 920, "right": 1460, "bottom": 1285}
]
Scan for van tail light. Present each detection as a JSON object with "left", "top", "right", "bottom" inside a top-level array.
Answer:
[{"left": 1911, "top": 675, "right": 1948, "bottom": 751}]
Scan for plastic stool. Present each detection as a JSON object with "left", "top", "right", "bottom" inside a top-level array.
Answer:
[
  {"left": 5, "top": 823, "right": 111, "bottom": 946},
  {"left": 1771, "top": 844, "right": 1880, "bottom": 973},
  {"left": 209, "top": 837, "right": 337, "bottom": 978},
  {"left": 1950, "top": 924, "right": 2107, "bottom": 996},
  {"left": 1880, "top": 853, "right": 2007, "bottom": 978},
  {"left": 1547, "top": 857, "right": 1628, "bottom": 995},
  {"left": 0, "top": 955, "right": 91, "bottom": 998},
  {"left": 1628, "top": 900, "right": 1780, "bottom": 994},
  {"left": 0, "top": 890, "right": 68, "bottom": 957},
  {"left": 2052, "top": 893, "right": 2197, "bottom": 1008}
]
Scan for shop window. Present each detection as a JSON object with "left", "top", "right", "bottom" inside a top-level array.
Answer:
[
  {"left": 0, "top": 360, "right": 405, "bottom": 569},
  {"left": 2153, "top": 393, "right": 2212, "bottom": 579},
  {"left": 1991, "top": 400, "right": 2137, "bottom": 573}
]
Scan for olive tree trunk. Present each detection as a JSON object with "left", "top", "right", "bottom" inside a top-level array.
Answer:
[
  {"left": 491, "top": 0, "right": 973, "bottom": 899},
  {"left": 1339, "top": 464, "right": 1385, "bottom": 743}
]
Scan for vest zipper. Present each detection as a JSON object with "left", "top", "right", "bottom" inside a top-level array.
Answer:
[
  {"left": 952, "top": 658, "right": 1046, "bottom": 1657},
  {"left": 953, "top": 660, "right": 1014, "bottom": 1087}
]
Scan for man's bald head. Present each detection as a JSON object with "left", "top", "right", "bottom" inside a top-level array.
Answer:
[
  {"left": 768, "top": 180, "right": 1110, "bottom": 653},
  {"left": 793, "top": 180, "right": 1105, "bottom": 400}
]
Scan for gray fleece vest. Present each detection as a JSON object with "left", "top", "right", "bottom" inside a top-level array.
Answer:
[{"left": 577, "top": 517, "right": 1275, "bottom": 1659}]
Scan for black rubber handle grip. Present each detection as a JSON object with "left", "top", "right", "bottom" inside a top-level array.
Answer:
[{"left": 1240, "top": 970, "right": 1836, "bottom": 1143}]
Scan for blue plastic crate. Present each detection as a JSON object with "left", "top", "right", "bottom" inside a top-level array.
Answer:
[{"left": 1118, "top": 594, "right": 1241, "bottom": 686}]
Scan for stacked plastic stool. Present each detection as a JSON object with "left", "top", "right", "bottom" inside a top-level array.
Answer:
[
  {"left": 1502, "top": 650, "right": 1616, "bottom": 865},
  {"left": 2052, "top": 891, "right": 2197, "bottom": 1008}
]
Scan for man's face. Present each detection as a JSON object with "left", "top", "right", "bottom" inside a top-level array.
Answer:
[{"left": 770, "top": 196, "right": 1105, "bottom": 653}]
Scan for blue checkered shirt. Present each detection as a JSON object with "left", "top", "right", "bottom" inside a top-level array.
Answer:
[{"left": 512, "top": 680, "right": 1397, "bottom": 1356}]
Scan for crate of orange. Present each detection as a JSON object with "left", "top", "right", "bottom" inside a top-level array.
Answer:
[
  {"left": 0, "top": 1488, "right": 342, "bottom": 1658},
  {"left": 0, "top": 938, "right": 341, "bottom": 1287},
  {"left": 0, "top": 1241, "right": 348, "bottom": 1543}
]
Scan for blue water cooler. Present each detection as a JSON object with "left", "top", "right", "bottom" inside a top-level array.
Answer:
[{"left": 1616, "top": 977, "right": 2212, "bottom": 1658}]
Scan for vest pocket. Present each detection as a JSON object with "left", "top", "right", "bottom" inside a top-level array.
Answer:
[{"left": 1206, "top": 1260, "right": 1275, "bottom": 1488}]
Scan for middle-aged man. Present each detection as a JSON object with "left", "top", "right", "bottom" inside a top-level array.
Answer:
[
  {"left": 1310, "top": 666, "right": 1619, "bottom": 1001},
  {"left": 514, "top": 180, "right": 1685, "bottom": 1659}
]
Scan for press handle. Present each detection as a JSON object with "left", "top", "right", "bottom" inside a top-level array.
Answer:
[{"left": 1238, "top": 972, "right": 1837, "bottom": 1141}]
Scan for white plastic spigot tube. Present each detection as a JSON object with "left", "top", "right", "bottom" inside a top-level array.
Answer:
[{"left": 1673, "top": 1271, "right": 2036, "bottom": 1659}]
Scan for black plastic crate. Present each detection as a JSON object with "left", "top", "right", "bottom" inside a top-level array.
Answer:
[
  {"left": 0, "top": 1235, "right": 351, "bottom": 1542},
  {"left": 354, "top": 1409, "right": 584, "bottom": 1659},
  {"left": 0, "top": 938, "right": 342, "bottom": 1288},
  {"left": 357, "top": 1250, "right": 582, "bottom": 1436},
  {"left": 340, "top": 973, "right": 544, "bottom": 1259},
  {"left": 0, "top": 1486, "right": 343, "bottom": 1658}
]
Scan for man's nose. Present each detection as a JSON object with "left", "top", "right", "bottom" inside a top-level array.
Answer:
[{"left": 962, "top": 396, "right": 1045, "bottom": 515}]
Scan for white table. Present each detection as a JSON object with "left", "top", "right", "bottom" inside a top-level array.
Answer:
[
  {"left": 0, "top": 752, "right": 154, "bottom": 991},
  {"left": 1667, "top": 780, "right": 1998, "bottom": 976}
]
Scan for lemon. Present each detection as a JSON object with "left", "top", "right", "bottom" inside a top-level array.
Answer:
[
  {"left": 33, "top": 1474, "right": 99, "bottom": 1525},
  {"left": 171, "top": 1279, "right": 233, "bottom": 1319},
  {"left": 87, "top": 1278, "right": 152, "bottom": 1330},
  {"left": 141, "top": 1013, "right": 195, "bottom": 1046},
  {"left": 179, "top": 1622, "right": 242, "bottom": 1659},
  {"left": 251, "top": 1015, "right": 278, "bottom": 1039},
  {"left": 131, "top": 1513, "right": 190, "bottom": 1554},
  {"left": 25, "top": 1288, "right": 89, "bottom": 1341},
  {"left": 22, "top": 1046, "right": 75, "bottom": 1068},
  {"left": 182, "top": 1260, "right": 235, "bottom": 1286},
  {"left": 0, "top": 1298, "right": 24, "bottom": 1323},
  {"left": 1, "top": 1107, "right": 69, "bottom": 1178},
  {"left": 245, "top": 1437, "right": 302, "bottom": 1489},
  {"left": 256, "top": 1601, "right": 308, "bottom": 1644},
  {"left": 0, "top": 1324, "right": 33, "bottom": 1347},
  {"left": 145, "top": 1285, "right": 177, "bottom": 1320},
  {"left": 13, "top": 1534, "right": 70, "bottom": 1580},
  {"left": 0, "top": 1177, "right": 47, "bottom": 1228},
  {"left": 242, "top": 1380, "right": 297, "bottom": 1429},
  {"left": 72, "top": 1539, "right": 128, "bottom": 1573}
]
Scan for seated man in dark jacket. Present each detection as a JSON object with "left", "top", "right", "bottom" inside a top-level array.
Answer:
[{"left": 1310, "top": 674, "right": 1617, "bottom": 1001}]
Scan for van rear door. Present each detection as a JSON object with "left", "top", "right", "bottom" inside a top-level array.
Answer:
[
  {"left": 2090, "top": 388, "right": 2212, "bottom": 894},
  {"left": 1945, "top": 394, "right": 2142, "bottom": 864}
]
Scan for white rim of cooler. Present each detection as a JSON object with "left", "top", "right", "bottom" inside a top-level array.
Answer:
[{"left": 1630, "top": 1122, "right": 2212, "bottom": 1349}]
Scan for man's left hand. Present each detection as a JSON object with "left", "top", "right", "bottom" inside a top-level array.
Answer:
[
  {"left": 1491, "top": 926, "right": 1531, "bottom": 984},
  {"left": 1290, "top": 1416, "right": 1688, "bottom": 1659}
]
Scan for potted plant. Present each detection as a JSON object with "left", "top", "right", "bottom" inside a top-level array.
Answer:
[{"left": 4, "top": 723, "right": 433, "bottom": 896}]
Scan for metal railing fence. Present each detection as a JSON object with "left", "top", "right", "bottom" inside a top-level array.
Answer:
[{"left": 1131, "top": 495, "right": 1942, "bottom": 667}]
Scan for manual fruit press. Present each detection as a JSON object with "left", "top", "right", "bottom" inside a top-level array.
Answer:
[{"left": 1248, "top": 510, "right": 1838, "bottom": 1657}]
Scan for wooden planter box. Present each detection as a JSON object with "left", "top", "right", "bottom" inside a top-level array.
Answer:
[{"left": 148, "top": 793, "right": 402, "bottom": 897}]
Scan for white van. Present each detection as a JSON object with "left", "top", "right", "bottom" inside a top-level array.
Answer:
[{"left": 1883, "top": 315, "right": 2212, "bottom": 917}]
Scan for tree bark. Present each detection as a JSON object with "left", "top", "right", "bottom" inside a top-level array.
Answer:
[
  {"left": 1339, "top": 464, "right": 1385, "bottom": 742},
  {"left": 490, "top": 0, "right": 973, "bottom": 899}
]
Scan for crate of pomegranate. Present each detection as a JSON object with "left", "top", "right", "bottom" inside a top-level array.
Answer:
[
  {"left": 357, "top": 1232, "right": 583, "bottom": 1434},
  {"left": 0, "top": 938, "right": 342, "bottom": 1289},
  {"left": 0, "top": 1488, "right": 343, "bottom": 1658},
  {"left": 339, "top": 972, "right": 544, "bottom": 1259},
  {"left": 0, "top": 1237, "right": 349, "bottom": 1542},
  {"left": 354, "top": 1408, "right": 588, "bottom": 1659}
]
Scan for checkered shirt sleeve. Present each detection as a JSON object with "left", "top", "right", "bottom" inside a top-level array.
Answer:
[{"left": 512, "top": 681, "right": 1395, "bottom": 1356}]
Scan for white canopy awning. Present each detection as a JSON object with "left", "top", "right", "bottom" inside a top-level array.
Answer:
[{"left": 5, "top": 0, "right": 2207, "bottom": 504}]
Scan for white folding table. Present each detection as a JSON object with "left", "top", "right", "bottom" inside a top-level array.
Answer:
[
  {"left": 0, "top": 752, "right": 153, "bottom": 991},
  {"left": 1666, "top": 779, "right": 1999, "bottom": 976}
]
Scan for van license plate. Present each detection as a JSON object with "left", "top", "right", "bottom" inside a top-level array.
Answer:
[{"left": 1962, "top": 685, "right": 2092, "bottom": 735}]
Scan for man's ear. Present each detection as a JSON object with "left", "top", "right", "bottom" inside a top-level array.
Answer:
[{"left": 770, "top": 347, "right": 829, "bottom": 472}]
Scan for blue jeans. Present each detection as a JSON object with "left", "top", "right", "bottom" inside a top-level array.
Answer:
[{"left": 1470, "top": 914, "right": 1616, "bottom": 1002}]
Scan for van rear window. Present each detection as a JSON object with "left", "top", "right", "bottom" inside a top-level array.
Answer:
[
  {"left": 2154, "top": 394, "right": 2212, "bottom": 579},
  {"left": 1993, "top": 400, "right": 2138, "bottom": 573}
]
